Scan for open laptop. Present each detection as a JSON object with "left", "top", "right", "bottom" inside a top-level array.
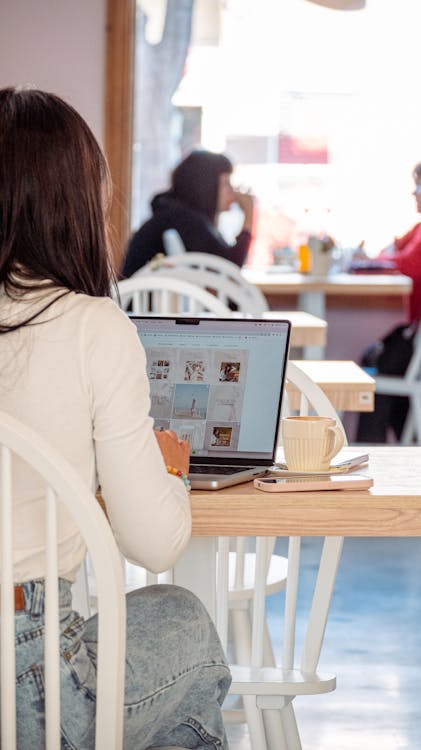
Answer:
[{"left": 131, "top": 316, "right": 291, "bottom": 489}]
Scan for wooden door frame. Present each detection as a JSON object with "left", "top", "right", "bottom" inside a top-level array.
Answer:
[{"left": 104, "top": 0, "right": 136, "bottom": 272}]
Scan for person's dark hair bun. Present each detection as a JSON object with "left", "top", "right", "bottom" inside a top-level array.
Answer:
[{"left": 171, "top": 149, "right": 233, "bottom": 221}]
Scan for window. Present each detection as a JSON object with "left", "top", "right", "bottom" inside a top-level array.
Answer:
[{"left": 109, "top": 0, "right": 421, "bottom": 268}]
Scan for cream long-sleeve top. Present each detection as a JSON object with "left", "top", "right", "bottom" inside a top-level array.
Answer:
[{"left": 0, "top": 286, "right": 192, "bottom": 582}]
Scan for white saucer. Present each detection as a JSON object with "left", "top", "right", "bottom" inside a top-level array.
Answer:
[
  {"left": 271, "top": 464, "right": 344, "bottom": 477},
  {"left": 273, "top": 453, "right": 369, "bottom": 477}
]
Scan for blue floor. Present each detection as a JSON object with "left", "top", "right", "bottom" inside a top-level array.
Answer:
[{"left": 262, "top": 537, "right": 421, "bottom": 750}]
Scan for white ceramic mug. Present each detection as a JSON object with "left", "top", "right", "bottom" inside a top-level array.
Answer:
[{"left": 281, "top": 416, "right": 345, "bottom": 471}]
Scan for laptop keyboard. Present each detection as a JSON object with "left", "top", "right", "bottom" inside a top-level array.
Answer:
[{"left": 189, "top": 465, "right": 254, "bottom": 475}]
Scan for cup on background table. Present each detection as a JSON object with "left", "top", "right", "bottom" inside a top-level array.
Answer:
[{"left": 281, "top": 416, "right": 345, "bottom": 471}]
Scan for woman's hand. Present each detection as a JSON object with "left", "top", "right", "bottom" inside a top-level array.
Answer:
[
  {"left": 233, "top": 190, "right": 255, "bottom": 232},
  {"left": 154, "top": 429, "right": 190, "bottom": 476}
]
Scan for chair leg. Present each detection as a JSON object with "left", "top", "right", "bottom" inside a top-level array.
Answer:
[
  {"left": 244, "top": 695, "right": 269, "bottom": 750},
  {"left": 231, "top": 606, "right": 252, "bottom": 662},
  {"left": 412, "top": 397, "right": 421, "bottom": 444},
  {"left": 260, "top": 613, "right": 301, "bottom": 750},
  {"left": 231, "top": 607, "right": 268, "bottom": 750},
  {"left": 280, "top": 703, "right": 302, "bottom": 750},
  {"left": 263, "top": 708, "right": 289, "bottom": 750},
  {"left": 401, "top": 407, "right": 414, "bottom": 445},
  {"left": 263, "top": 616, "right": 276, "bottom": 666}
]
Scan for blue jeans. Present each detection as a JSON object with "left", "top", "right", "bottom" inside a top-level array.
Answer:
[{"left": 14, "top": 579, "right": 231, "bottom": 749}]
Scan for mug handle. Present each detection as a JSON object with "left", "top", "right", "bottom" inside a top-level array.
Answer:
[{"left": 323, "top": 425, "right": 345, "bottom": 464}]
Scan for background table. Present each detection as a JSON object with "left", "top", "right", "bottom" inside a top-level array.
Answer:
[
  {"left": 243, "top": 269, "right": 412, "bottom": 369},
  {"left": 263, "top": 310, "right": 327, "bottom": 358},
  {"left": 287, "top": 360, "right": 375, "bottom": 412},
  {"left": 242, "top": 270, "right": 412, "bottom": 319}
]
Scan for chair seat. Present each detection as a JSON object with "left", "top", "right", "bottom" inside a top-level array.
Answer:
[
  {"left": 228, "top": 552, "right": 288, "bottom": 603},
  {"left": 230, "top": 664, "right": 336, "bottom": 696}
]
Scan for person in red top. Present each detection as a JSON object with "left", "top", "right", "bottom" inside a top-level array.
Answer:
[
  {"left": 356, "top": 162, "right": 421, "bottom": 442},
  {"left": 377, "top": 162, "right": 421, "bottom": 321}
]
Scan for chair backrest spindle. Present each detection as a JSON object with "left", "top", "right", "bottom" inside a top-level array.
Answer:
[
  {"left": 116, "top": 275, "right": 232, "bottom": 317},
  {"left": 216, "top": 537, "right": 230, "bottom": 652},
  {"left": 282, "top": 536, "right": 301, "bottom": 671},
  {"left": 250, "top": 537, "right": 269, "bottom": 667},
  {"left": 140, "top": 251, "right": 269, "bottom": 315},
  {"left": 301, "top": 536, "right": 344, "bottom": 674},
  {"left": 44, "top": 487, "right": 61, "bottom": 750},
  {"left": 1, "top": 444, "right": 17, "bottom": 750}
]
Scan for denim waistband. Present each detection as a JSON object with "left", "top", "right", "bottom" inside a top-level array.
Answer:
[{"left": 14, "top": 579, "right": 72, "bottom": 617}]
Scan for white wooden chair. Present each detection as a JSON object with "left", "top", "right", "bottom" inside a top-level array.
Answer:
[
  {"left": 225, "top": 534, "right": 342, "bottom": 750},
  {"left": 0, "top": 410, "right": 126, "bottom": 750},
  {"left": 374, "top": 324, "right": 421, "bottom": 444},
  {"left": 0, "top": 413, "right": 187, "bottom": 750},
  {"left": 116, "top": 274, "right": 232, "bottom": 316},
  {"left": 141, "top": 249, "right": 269, "bottom": 314},
  {"left": 220, "top": 361, "right": 347, "bottom": 749}
]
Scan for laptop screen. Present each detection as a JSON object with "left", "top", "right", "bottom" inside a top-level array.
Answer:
[{"left": 131, "top": 317, "right": 291, "bottom": 465}]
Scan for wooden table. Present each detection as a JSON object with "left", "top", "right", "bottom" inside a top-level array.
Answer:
[
  {"left": 231, "top": 309, "right": 327, "bottom": 358},
  {"left": 187, "top": 310, "right": 327, "bottom": 358},
  {"left": 173, "top": 446, "right": 421, "bottom": 616},
  {"left": 264, "top": 311, "right": 327, "bottom": 358},
  {"left": 287, "top": 360, "right": 375, "bottom": 412},
  {"left": 189, "top": 446, "right": 421, "bottom": 538},
  {"left": 242, "top": 270, "right": 412, "bottom": 319}
]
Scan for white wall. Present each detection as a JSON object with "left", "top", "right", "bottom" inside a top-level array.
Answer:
[{"left": 0, "top": 0, "right": 106, "bottom": 142}]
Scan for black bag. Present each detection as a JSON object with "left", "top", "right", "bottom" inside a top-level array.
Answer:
[
  {"left": 357, "top": 322, "right": 418, "bottom": 442},
  {"left": 361, "top": 322, "right": 417, "bottom": 376}
]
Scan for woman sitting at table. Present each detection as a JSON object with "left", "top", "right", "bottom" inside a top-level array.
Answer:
[
  {"left": 0, "top": 86, "right": 230, "bottom": 749},
  {"left": 121, "top": 148, "right": 254, "bottom": 277},
  {"left": 356, "top": 161, "right": 421, "bottom": 442},
  {"left": 375, "top": 161, "right": 421, "bottom": 322}
]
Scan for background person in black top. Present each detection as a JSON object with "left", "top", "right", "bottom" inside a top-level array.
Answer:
[{"left": 121, "top": 149, "right": 254, "bottom": 277}]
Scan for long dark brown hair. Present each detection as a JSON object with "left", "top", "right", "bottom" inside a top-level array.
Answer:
[{"left": 0, "top": 87, "right": 115, "bottom": 332}]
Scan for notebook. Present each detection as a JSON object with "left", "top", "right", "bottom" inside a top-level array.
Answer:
[{"left": 131, "top": 316, "right": 291, "bottom": 490}]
